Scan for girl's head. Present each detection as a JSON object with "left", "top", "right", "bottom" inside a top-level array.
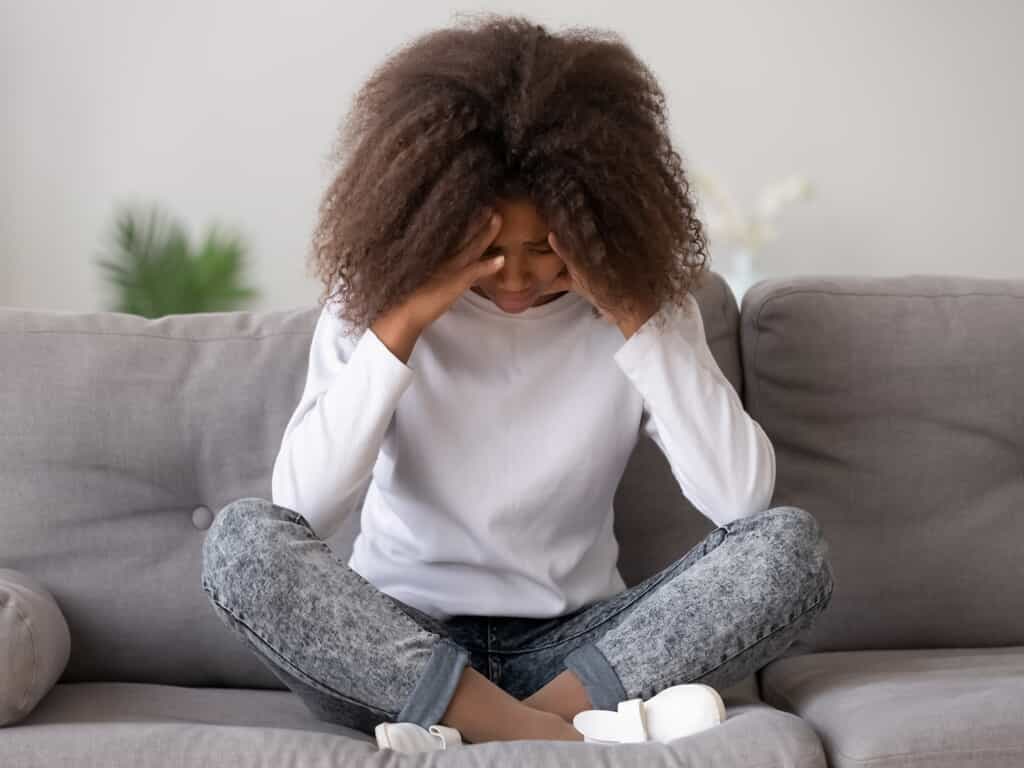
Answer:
[
  {"left": 468, "top": 194, "right": 569, "bottom": 313},
  {"left": 312, "top": 13, "right": 710, "bottom": 333}
]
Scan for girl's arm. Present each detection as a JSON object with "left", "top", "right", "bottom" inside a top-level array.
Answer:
[
  {"left": 613, "top": 294, "right": 776, "bottom": 528},
  {"left": 271, "top": 302, "right": 416, "bottom": 540}
]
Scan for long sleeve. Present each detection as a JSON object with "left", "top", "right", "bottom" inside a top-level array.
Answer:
[
  {"left": 612, "top": 294, "right": 776, "bottom": 528},
  {"left": 271, "top": 302, "right": 416, "bottom": 540}
]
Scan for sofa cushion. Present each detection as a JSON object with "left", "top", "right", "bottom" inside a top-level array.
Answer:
[
  {"left": 0, "top": 270, "right": 756, "bottom": 690},
  {"left": 0, "top": 569, "right": 71, "bottom": 726},
  {"left": 0, "top": 307, "right": 314, "bottom": 689},
  {"left": 6, "top": 682, "right": 826, "bottom": 767},
  {"left": 740, "top": 275, "right": 1024, "bottom": 651},
  {"left": 759, "top": 647, "right": 1024, "bottom": 768}
]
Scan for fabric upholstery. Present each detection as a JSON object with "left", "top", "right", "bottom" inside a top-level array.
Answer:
[
  {"left": 0, "top": 569, "right": 71, "bottom": 726},
  {"left": 6, "top": 682, "right": 825, "bottom": 767},
  {"left": 760, "top": 646, "right": 1024, "bottom": 768},
  {"left": 740, "top": 275, "right": 1024, "bottom": 653},
  {"left": 0, "top": 307, "right": 312, "bottom": 689}
]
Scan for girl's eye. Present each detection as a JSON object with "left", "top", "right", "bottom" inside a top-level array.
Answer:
[{"left": 483, "top": 248, "right": 554, "bottom": 255}]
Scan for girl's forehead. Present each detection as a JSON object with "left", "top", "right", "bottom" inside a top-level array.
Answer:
[{"left": 494, "top": 196, "right": 546, "bottom": 224}]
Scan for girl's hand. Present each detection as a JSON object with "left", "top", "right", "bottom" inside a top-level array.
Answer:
[
  {"left": 544, "top": 231, "right": 621, "bottom": 325},
  {"left": 545, "top": 231, "right": 660, "bottom": 335},
  {"left": 391, "top": 209, "right": 507, "bottom": 332}
]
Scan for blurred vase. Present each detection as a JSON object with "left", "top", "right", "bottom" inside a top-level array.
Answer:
[{"left": 716, "top": 246, "right": 763, "bottom": 305}]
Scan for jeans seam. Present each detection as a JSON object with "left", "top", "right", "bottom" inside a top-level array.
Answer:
[
  {"left": 486, "top": 619, "right": 498, "bottom": 682},
  {"left": 486, "top": 569, "right": 678, "bottom": 655},
  {"left": 202, "top": 587, "right": 393, "bottom": 719},
  {"left": 642, "top": 580, "right": 834, "bottom": 693}
]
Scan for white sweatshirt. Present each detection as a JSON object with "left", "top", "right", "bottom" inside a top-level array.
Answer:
[{"left": 271, "top": 288, "right": 775, "bottom": 620}]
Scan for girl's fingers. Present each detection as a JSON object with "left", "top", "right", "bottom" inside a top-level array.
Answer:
[
  {"left": 454, "top": 210, "right": 502, "bottom": 268},
  {"left": 549, "top": 231, "right": 617, "bottom": 320},
  {"left": 474, "top": 254, "right": 505, "bottom": 279},
  {"left": 548, "top": 231, "right": 590, "bottom": 288},
  {"left": 469, "top": 212, "right": 502, "bottom": 258},
  {"left": 548, "top": 231, "right": 568, "bottom": 261}
]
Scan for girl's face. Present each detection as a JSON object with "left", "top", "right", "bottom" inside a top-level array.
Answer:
[{"left": 469, "top": 196, "right": 570, "bottom": 313}]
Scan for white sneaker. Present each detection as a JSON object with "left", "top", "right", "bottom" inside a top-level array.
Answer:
[
  {"left": 572, "top": 683, "right": 726, "bottom": 744},
  {"left": 375, "top": 721, "right": 464, "bottom": 752}
]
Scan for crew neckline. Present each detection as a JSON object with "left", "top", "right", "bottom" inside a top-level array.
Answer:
[{"left": 459, "top": 287, "right": 586, "bottom": 320}]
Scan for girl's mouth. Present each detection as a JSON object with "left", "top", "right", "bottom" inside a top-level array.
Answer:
[{"left": 495, "top": 290, "right": 535, "bottom": 310}]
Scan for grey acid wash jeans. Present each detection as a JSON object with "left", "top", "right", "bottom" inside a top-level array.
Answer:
[{"left": 200, "top": 497, "right": 834, "bottom": 737}]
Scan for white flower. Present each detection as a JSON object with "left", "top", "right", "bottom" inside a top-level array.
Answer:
[{"left": 692, "top": 172, "right": 815, "bottom": 253}]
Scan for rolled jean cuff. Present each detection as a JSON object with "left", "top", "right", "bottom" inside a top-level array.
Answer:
[
  {"left": 396, "top": 637, "right": 470, "bottom": 728},
  {"left": 564, "top": 641, "right": 628, "bottom": 711}
]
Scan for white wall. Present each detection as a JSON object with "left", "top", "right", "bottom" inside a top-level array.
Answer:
[{"left": 2, "top": 0, "right": 1021, "bottom": 312}]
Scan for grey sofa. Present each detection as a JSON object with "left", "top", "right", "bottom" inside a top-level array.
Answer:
[{"left": 2, "top": 271, "right": 1022, "bottom": 767}]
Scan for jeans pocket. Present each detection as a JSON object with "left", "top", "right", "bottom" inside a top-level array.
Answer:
[
  {"left": 282, "top": 507, "right": 313, "bottom": 530},
  {"left": 390, "top": 600, "right": 451, "bottom": 638}
]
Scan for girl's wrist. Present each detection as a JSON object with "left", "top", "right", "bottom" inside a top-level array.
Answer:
[
  {"left": 371, "top": 309, "right": 423, "bottom": 364},
  {"left": 615, "top": 302, "right": 658, "bottom": 340}
]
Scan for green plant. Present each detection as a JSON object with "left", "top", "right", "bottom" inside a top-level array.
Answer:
[{"left": 95, "top": 204, "right": 260, "bottom": 317}]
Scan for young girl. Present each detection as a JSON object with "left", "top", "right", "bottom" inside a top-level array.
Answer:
[{"left": 200, "top": 13, "right": 834, "bottom": 753}]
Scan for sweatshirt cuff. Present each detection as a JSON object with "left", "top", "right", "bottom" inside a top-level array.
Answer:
[
  {"left": 612, "top": 303, "right": 670, "bottom": 374},
  {"left": 613, "top": 297, "right": 710, "bottom": 375},
  {"left": 351, "top": 326, "right": 417, "bottom": 393}
]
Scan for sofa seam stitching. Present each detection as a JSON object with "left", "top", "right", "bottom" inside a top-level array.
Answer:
[
  {"left": 834, "top": 744, "right": 1024, "bottom": 765},
  {"left": 749, "top": 288, "right": 1024, "bottom": 427},
  {"left": 0, "top": 330, "right": 312, "bottom": 341}
]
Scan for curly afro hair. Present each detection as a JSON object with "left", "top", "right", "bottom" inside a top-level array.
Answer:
[{"left": 310, "top": 12, "right": 711, "bottom": 337}]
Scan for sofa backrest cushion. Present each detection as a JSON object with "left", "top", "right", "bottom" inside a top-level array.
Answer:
[
  {"left": 0, "top": 308, "right": 318, "bottom": 688},
  {"left": 0, "top": 271, "right": 741, "bottom": 687},
  {"left": 740, "top": 275, "right": 1024, "bottom": 652}
]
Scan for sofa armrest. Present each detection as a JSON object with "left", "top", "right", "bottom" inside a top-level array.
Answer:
[{"left": 0, "top": 569, "right": 71, "bottom": 726}]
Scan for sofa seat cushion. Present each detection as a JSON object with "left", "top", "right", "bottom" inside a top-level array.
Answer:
[
  {"left": 3, "top": 682, "right": 827, "bottom": 767},
  {"left": 759, "top": 647, "right": 1024, "bottom": 768}
]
